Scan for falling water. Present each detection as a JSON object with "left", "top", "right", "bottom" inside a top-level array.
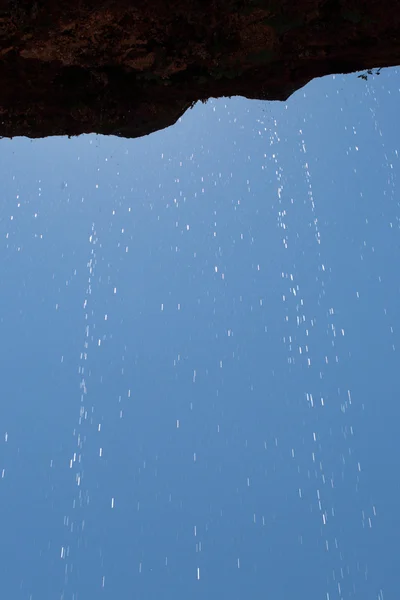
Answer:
[{"left": 0, "top": 70, "right": 399, "bottom": 600}]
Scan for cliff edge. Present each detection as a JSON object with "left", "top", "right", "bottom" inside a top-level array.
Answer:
[{"left": 0, "top": 0, "right": 399, "bottom": 138}]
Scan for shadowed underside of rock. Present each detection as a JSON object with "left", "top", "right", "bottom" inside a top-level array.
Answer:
[{"left": 0, "top": 0, "right": 399, "bottom": 139}]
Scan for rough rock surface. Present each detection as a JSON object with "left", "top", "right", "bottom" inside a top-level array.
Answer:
[{"left": 0, "top": 0, "right": 399, "bottom": 138}]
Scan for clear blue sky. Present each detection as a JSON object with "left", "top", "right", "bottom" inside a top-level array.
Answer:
[{"left": 0, "top": 68, "right": 398, "bottom": 599}]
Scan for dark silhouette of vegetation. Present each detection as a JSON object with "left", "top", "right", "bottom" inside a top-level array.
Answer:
[{"left": 358, "top": 68, "right": 382, "bottom": 81}]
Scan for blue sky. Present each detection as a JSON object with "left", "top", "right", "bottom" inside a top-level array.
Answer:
[{"left": 0, "top": 69, "right": 398, "bottom": 600}]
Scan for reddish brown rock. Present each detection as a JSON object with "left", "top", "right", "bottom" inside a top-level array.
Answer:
[{"left": 0, "top": 0, "right": 399, "bottom": 138}]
